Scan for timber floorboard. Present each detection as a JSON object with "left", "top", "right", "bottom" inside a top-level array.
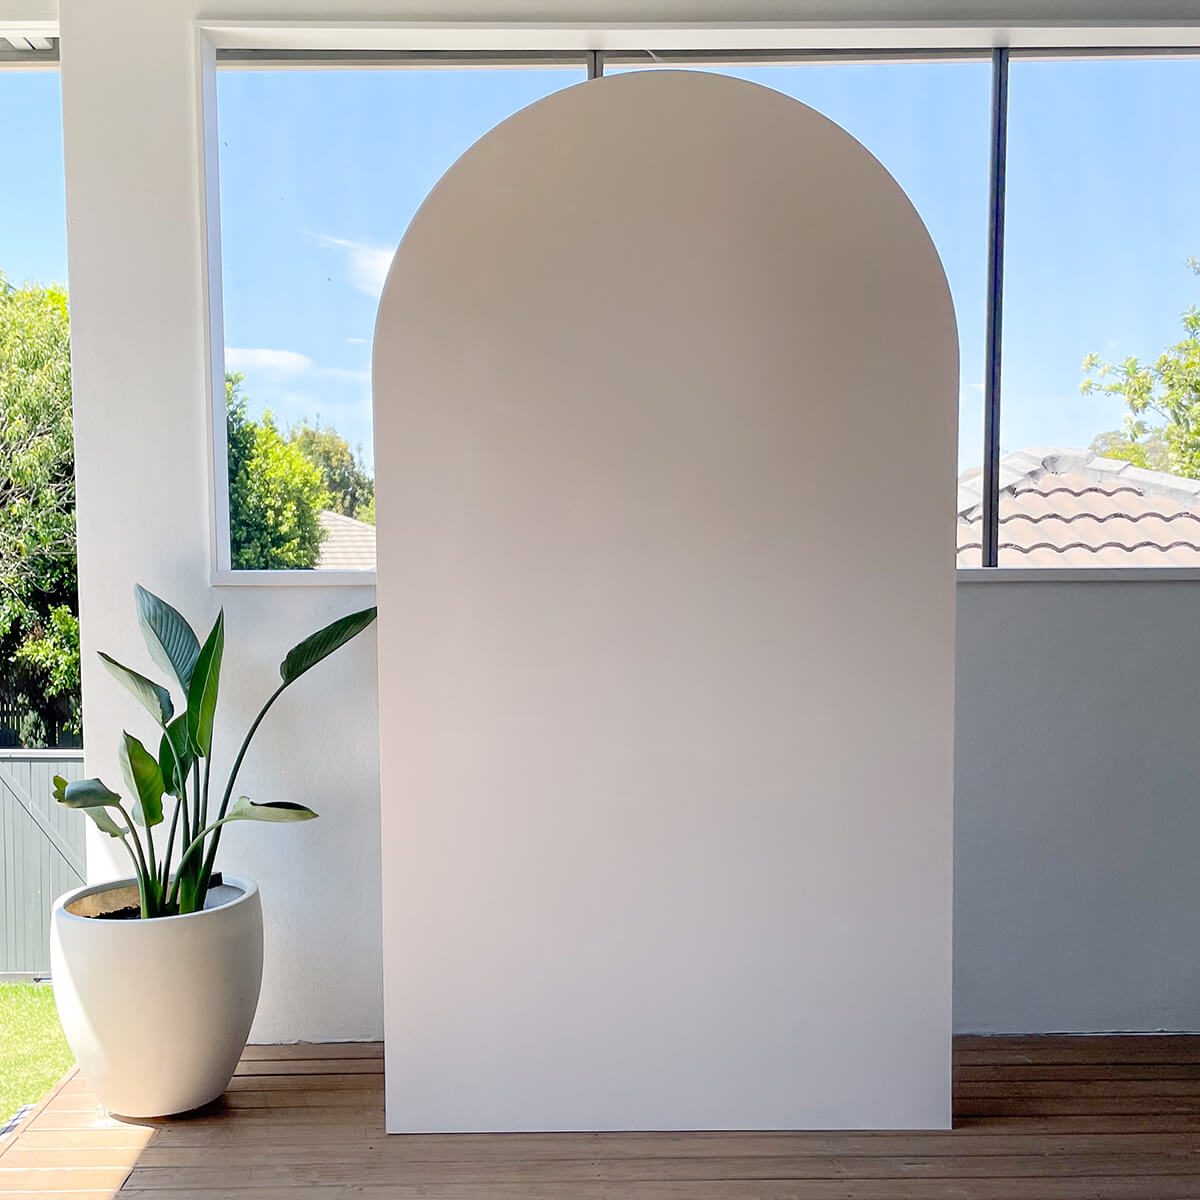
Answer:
[{"left": 4, "top": 1036, "right": 1200, "bottom": 1197}]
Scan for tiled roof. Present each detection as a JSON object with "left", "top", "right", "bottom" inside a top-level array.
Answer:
[
  {"left": 957, "top": 449, "right": 1200, "bottom": 567},
  {"left": 317, "top": 510, "right": 376, "bottom": 571}
]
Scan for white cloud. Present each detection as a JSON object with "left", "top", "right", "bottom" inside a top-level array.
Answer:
[
  {"left": 308, "top": 233, "right": 395, "bottom": 299},
  {"left": 226, "top": 347, "right": 313, "bottom": 378},
  {"left": 318, "top": 366, "right": 372, "bottom": 383},
  {"left": 345, "top": 337, "right": 368, "bottom": 345}
]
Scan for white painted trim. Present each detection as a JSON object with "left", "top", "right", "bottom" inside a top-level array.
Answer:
[
  {"left": 210, "top": 568, "right": 376, "bottom": 587},
  {"left": 0, "top": 748, "right": 84, "bottom": 759},
  {"left": 0, "top": 24, "right": 55, "bottom": 41},
  {"left": 197, "top": 31, "right": 232, "bottom": 576},
  {"left": 218, "top": 567, "right": 1200, "bottom": 587},
  {"left": 197, "top": 20, "right": 1200, "bottom": 53},
  {"left": 957, "top": 567, "right": 1200, "bottom": 583}
]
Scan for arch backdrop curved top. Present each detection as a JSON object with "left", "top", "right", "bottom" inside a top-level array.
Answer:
[{"left": 374, "top": 69, "right": 957, "bottom": 1133}]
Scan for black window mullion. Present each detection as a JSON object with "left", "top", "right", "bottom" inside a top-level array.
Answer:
[{"left": 982, "top": 46, "right": 1009, "bottom": 568}]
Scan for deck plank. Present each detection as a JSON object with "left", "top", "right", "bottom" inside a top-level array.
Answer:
[{"left": 5, "top": 1037, "right": 1200, "bottom": 1198}]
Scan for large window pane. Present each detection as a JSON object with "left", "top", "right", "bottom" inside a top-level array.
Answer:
[
  {"left": 999, "top": 56, "right": 1200, "bottom": 567},
  {"left": 0, "top": 68, "right": 79, "bottom": 745},
  {"left": 215, "top": 64, "right": 587, "bottom": 571},
  {"left": 614, "top": 59, "right": 991, "bottom": 567}
]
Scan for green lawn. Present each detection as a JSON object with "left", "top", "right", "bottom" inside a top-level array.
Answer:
[{"left": 0, "top": 983, "right": 75, "bottom": 1130}]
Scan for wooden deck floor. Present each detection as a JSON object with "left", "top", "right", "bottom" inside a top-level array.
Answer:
[{"left": 4, "top": 1036, "right": 1200, "bottom": 1197}]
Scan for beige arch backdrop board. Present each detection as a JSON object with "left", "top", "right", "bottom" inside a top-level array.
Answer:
[{"left": 374, "top": 70, "right": 957, "bottom": 1133}]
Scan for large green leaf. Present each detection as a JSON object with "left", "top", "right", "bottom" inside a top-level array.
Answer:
[
  {"left": 225, "top": 796, "right": 318, "bottom": 823},
  {"left": 136, "top": 584, "right": 201, "bottom": 692},
  {"left": 53, "top": 775, "right": 121, "bottom": 808},
  {"left": 51, "top": 777, "right": 128, "bottom": 842},
  {"left": 119, "top": 732, "right": 164, "bottom": 827},
  {"left": 187, "top": 610, "right": 224, "bottom": 757},
  {"left": 82, "top": 805, "right": 129, "bottom": 839},
  {"left": 280, "top": 606, "right": 376, "bottom": 686},
  {"left": 159, "top": 714, "right": 193, "bottom": 797},
  {"left": 99, "top": 652, "right": 173, "bottom": 726}
]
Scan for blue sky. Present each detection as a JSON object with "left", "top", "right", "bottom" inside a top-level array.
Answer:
[{"left": 3, "top": 57, "right": 1199, "bottom": 475}]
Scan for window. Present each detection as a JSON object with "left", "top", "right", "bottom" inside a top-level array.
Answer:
[
  {"left": 209, "top": 46, "right": 1200, "bottom": 577},
  {"left": 0, "top": 58, "right": 81, "bottom": 746},
  {"left": 991, "top": 55, "right": 1200, "bottom": 568},
  {"left": 213, "top": 59, "right": 588, "bottom": 573}
]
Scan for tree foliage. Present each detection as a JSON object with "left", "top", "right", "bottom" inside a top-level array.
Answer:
[
  {"left": 289, "top": 419, "right": 374, "bottom": 524},
  {"left": 1083, "top": 258, "right": 1200, "bottom": 477},
  {"left": 0, "top": 275, "right": 374, "bottom": 742},
  {"left": 1087, "top": 429, "right": 1169, "bottom": 472},
  {"left": 226, "top": 374, "right": 330, "bottom": 570},
  {"left": 0, "top": 275, "right": 79, "bottom": 744}
]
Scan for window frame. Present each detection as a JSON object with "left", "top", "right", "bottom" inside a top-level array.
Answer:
[{"left": 196, "top": 28, "right": 1200, "bottom": 587}]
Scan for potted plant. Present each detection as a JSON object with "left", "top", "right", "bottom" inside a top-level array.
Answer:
[{"left": 49, "top": 584, "right": 376, "bottom": 1118}]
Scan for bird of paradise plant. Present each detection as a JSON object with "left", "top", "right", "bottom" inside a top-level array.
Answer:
[{"left": 52, "top": 585, "right": 377, "bottom": 918}]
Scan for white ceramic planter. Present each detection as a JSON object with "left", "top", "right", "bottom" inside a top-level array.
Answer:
[{"left": 50, "top": 876, "right": 263, "bottom": 1118}]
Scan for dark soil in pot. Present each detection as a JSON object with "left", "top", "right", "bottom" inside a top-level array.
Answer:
[{"left": 92, "top": 905, "right": 141, "bottom": 920}]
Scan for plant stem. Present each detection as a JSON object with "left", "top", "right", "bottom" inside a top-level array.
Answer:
[
  {"left": 143, "top": 807, "right": 158, "bottom": 904},
  {"left": 191, "top": 755, "right": 215, "bottom": 909},
  {"left": 160, "top": 796, "right": 181, "bottom": 894},
  {"left": 180, "top": 778, "right": 191, "bottom": 859},
  {"left": 191, "top": 760, "right": 202, "bottom": 851},
  {"left": 161, "top": 732, "right": 191, "bottom": 893},
  {"left": 202, "top": 755, "right": 211, "bottom": 825},
  {"left": 115, "top": 801, "right": 153, "bottom": 917},
  {"left": 166, "top": 765, "right": 201, "bottom": 911},
  {"left": 173, "top": 808, "right": 243, "bottom": 897},
  {"left": 176, "top": 815, "right": 233, "bottom": 879},
  {"left": 197, "top": 681, "right": 288, "bottom": 895},
  {"left": 115, "top": 832, "right": 142, "bottom": 881},
  {"left": 168, "top": 758, "right": 203, "bottom": 913}
]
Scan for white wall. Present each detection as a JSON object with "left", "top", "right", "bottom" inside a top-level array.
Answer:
[
  {"left": 0, "top": 0, "right": 53, "bottom": 34},
  {"left": 954, "top": 579, "right": 1200, "bottom": 1034},
  {"left": 52, "top": 0, "right": 1200, "bottom": 1045},
  {"left": 58, "top": 0, "right": 381, "bottom": 1042}
]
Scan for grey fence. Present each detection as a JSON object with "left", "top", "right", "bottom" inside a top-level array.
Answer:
[{"left": 0, "top": 750, "right": 86, "bottom": 977}]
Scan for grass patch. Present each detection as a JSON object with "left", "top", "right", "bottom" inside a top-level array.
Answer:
[{"left": 0, "top": 983, "right": 74, "bottom": 1130}]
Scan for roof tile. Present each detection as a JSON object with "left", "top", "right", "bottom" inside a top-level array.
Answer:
[
  {"left": 317, "top": 510, "right": 377, "bottom": 571},
  {"left": 957, "top": 449, "right": 1200, "bottom": 567}
]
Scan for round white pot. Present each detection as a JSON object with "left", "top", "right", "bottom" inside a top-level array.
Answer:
[{"left": 50, "top": 876, "right": 263, "bottom": 1118}]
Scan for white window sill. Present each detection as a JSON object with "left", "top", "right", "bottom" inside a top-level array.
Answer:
[
  {"left": 211, "top": 569, "right": 376, "bottom": 588},
  {"left": 212, "top": 567, "right": 1200, "bottom": 587},
  {"left": 956, "top": 567, "right": 1200, "bottom": 583}
]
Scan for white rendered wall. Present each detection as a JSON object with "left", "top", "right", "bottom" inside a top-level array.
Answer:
[
  {"left": 58, "top": 0, "right": 380, "bottom": 1042},
  {"left": 374, "top": 70, "right": 957, "bottom": 1131},
  {"left": 54, "top": 0, "right": 1200, "bottom": 1050},
  {"left": 954, "top": 579, "right": 1200, "bottom": 1034}
]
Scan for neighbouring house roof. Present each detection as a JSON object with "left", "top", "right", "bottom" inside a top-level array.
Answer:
[
  {"left": 317, "top": 510, "right": 377, "bottom": 571},
  {"left": 957, "top": 449, "right": 1200, "bottom": 567},
  {"left": 318, "top": 452, "right": 1200, "bottom": 572}
]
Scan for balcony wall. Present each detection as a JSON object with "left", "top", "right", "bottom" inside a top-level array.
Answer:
[{"left": 954, "top": 578, "right": 1200, "bottom": 1033}]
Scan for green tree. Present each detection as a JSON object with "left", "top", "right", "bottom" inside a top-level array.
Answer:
[
  {"left": 0, "top": 274, "right": 80, "bottom": 744},
  {"left": 1083, "top": 258, "right": 1200, "bottom": 477},
  {"left": 289, "top": 419, "right": 374, "bottom": 524},
  {"left": 227, "top": 374, "right": 330, "bottom": 569},
  {"left": 1087, "top": 429, "right": 1169, "bottom": 472}
]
